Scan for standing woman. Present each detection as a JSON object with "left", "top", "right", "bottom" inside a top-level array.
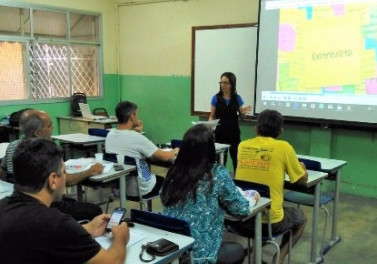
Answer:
[
  {"left": 209, "top": 72, "right": 251, "bottom": 172},
  {"left": 160, "top": 124, "right": 251, "bottom": 264}
]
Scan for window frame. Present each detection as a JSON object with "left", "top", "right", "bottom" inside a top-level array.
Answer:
[{"left": 0, "top": 2, "right": 103, "bottom": 106}]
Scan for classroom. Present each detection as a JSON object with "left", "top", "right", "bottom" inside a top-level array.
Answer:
[{"left": 1, "top": 0, "right": 377, "bottom": 264}]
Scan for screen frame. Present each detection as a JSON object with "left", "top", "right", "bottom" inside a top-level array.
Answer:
[{"left": 254, "top": 0, "right": 377, "bottom": 130}]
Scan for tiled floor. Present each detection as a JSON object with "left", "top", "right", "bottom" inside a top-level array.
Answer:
[{"left": 81, "top": 186, "right": 377, "bottom": 264}]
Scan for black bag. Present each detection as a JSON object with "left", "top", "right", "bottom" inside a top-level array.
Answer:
[
  {"left": 139, "top": 238, "right": 179, "bottom": 262},
  {"left": 9, "top": 108, "right": 33, "bottom": 127},
  {"left": 70, "top": 92, "right": 87, "bottom": 117}
]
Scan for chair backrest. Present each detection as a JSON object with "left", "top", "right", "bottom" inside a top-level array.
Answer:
[
  {"left": 298, "top": 158, "right": 321, "bottom": 170},
  {"left": 92, "top": 107, "right": 109, "bottom": 117},
  {"left": 233, "top": 179, "right": 270, "bottom": 199},
  {"left": 231, "top": 179, "right": 277, "bottom": 239},
  {"left": 88, "top": 128, "right": 110, "bottom": 138},
  {"left": 130, "top": 209, "right": 191, "bottom": 236},
  {"left": 4, "top": 172, "right": 15, "bottom": 184},
  {"left": 103, "top": 152, "right": 117, "bottom": 163},
  {"left": 103, "top": 153, "right": 137, "bottom": 176},
  {"left": 170, "top": 139, "right": 182, "bottom": 148}
]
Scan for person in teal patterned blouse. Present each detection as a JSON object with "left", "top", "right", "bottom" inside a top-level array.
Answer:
[{"left": 160, "top": 124, "right": 251, "bottom": 263}]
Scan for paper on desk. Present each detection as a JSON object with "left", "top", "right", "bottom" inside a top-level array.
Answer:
[
  {"left": 96, "top": 229, "right": 147, "bottom": 249},
  {"left": 65, "top": 158, "right": 94, "bottom": 174},
  {"left": 192, "top": 119, "right": 219, "bottom": 130},
  {"left": 237, "top": 187, "right": 260, "bottom": 207},
  {"left": 65, "top": 158, "right": 113, "bottom": 174}
]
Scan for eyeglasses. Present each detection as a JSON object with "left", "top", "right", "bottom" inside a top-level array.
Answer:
[{"left": 219, "top": 81, "right": 230, "bottom": 85}]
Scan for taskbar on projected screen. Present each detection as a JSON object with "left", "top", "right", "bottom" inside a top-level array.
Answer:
[
  {"left": 259, "top": 100, "right": 377, "bottom": 124},
  {"left": 260, "top": 100, "right": 377, "bottom": 113}
]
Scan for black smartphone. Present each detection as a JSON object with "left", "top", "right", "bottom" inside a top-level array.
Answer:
[
  {"left": 105, "top": 207, "right": 126, "bottom": 232},
  {"left": 114, "top": 164, "right": 124, "bottom": 171}
]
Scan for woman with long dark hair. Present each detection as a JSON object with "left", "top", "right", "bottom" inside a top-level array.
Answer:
[
  {"left": 160, "top": 124, "right": 251, "bottom": 263},
  {"left": 209, "top": 72, "right": 251, "bottom": 172}
]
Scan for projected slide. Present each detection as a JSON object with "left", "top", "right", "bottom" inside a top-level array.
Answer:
[
  {"left": 277, "top": 2, "right": 377, "bottom": 95},
  {"left": 256, "top": 0, "right": 377, "bottom": 125}
]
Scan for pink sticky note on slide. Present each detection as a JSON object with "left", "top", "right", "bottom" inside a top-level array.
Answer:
[
  {"left": 366, "top": 78, "right": 377, "bottom": 94},
  {"left": 279, "top": 24, "right": 295, "bottom": 52},
  {"left": 331, "top": 4, "right": 345, "bottom": 16}
]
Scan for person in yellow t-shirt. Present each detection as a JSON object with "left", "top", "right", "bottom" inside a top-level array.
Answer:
[{"left": 235, "top": 109, "right": 308, "bottom": 264}]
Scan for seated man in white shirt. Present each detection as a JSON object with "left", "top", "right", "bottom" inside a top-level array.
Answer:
[{"left": 105, "top": 101, "right": 179, "bottom": 199}]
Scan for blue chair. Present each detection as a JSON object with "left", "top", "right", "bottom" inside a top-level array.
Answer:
[
  {"left": 104, "top": 153, "right": 160, "bottom": 212},
  {"left": 284, "top": 158, "right": 333, "bottom": 257},
  {"left": 131, "top": 209, "right": 191, "bottom": 236},
  {"left": 224, "top": 179, "right": 292, "bottom": 264},
  {"left": 130, "top": 209, "right": 193, "bottom": 264},
  {"left": 170, "top": 139, "right": 182, "bottom": 148},
  {"left": 88, "top": 128, "right": 110, "bottom": 138}
]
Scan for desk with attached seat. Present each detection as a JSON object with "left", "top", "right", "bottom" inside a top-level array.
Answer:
[
  {"left": 52, "top": 133, "right": 106, "bottom": 159},
  {"left": 225, "top": 196, "right": 271, "bottom": 264},
  {"left": 95, "top": 222, "right": 195, "bottom": 264},
  {"left": 78, "top": 163, "right": 136, "bottom": 208},
  {"left": 297, "top": 155, "right": 347, "bottom": 257},
  {"left": 285, "top": 169, "right": 328, "bottom": 264}
]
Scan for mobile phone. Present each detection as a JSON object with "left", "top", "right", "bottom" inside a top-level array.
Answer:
[
  {"left": 105, "top": 207, "right": 126, "bottom": 232},
  {"left": 114, "top": 164, "right": 124, "bottom": 171}
]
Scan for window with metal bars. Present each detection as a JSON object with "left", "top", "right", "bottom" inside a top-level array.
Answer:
[{"left": 0, "top": 4, "right": 102, "bottom": 103}]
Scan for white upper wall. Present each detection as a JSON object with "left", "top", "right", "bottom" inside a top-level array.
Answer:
[
  {"left": 12, "top": 0, "right": 259, "bottom": 75},
  {"left": 117, "top": 0, "right": 259, "bottom": 76},
  {"left": 10, "top": 0, "right": 118, "bottom": 73}
]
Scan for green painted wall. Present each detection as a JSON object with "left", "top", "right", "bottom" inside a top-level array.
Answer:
[
  {"left": 121, "top": 74, "right": 377, "bottom": 199},
  {"left": 120, "top": 75, "right": 198, "bottom": 144},
  {"left": 0, "top": 74, "right": 119, "bottom": 135}
]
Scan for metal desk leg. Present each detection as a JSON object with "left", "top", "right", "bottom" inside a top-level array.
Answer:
[
  {"left": 76, "top": 185, "right": 84, "bottom": 202},
  {"left": 310, "top": 184, "right": 324, "bottom": 264},
  {"left": 254, "top": 211, "right": 262, "bottom": 264},
  {"left": 96, "top": 142, "right": 103, "bottom": 153},
  {"left": 219, "top": 151, "right": 224, "bottom": 165},
  {"left": 322, "top": 171, "right": 342, "bottom": 254},
  {"left": 119, "top": 174, "right": 126, "bottom": 208}
]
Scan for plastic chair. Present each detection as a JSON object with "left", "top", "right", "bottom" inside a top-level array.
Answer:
[
  {"left": 284, "top": 158, "right": 333, "bottom": 257},
  {"left": 92, "top": 107, "right": 109, "bottom": 117},
  {"left": 92, "top": 108, "right": 112, "bottom": 129},
  {"left": 104, "top": 153, "right": 160, "bottom": 212},
  {"left": 224, "top": 179, "right": 292, "bottom": 264}
]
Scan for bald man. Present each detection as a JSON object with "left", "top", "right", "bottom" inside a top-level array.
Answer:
[{"left": 0, "top": 109, "right": 104, "bottom": 220}]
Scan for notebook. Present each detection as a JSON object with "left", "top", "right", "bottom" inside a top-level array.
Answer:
[{"left": 78, "top": 103, "right": 107, "bottom": 120}]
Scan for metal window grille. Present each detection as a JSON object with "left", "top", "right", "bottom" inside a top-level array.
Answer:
[
  {"left": 0, "top": 3, "right": 101, "bottom": 103},
  {"left": 29, "top": 43, "right": 98, "bottom": 99}
]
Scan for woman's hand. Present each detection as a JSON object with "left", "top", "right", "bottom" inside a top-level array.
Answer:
[{"left": 240, "top": 105, "right": 252, "bottom": 116}]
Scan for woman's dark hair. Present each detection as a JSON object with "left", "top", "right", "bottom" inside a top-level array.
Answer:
[
  {"left": 160, "top": 124, "right": 216, "bottom": 207},
  {"left": 256, "top": 109, "right": 284, "bottom": 138},
  {"left": 217, "top": 72, "right": 237, "bottom": 96}
]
